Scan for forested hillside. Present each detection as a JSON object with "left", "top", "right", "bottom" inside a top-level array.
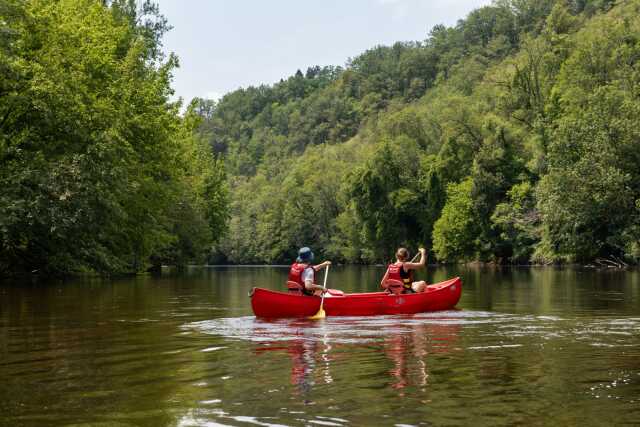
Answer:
[
  {"left": 2, "top": 0, "right": 639, "bottom": 276},
  {"left": 0, "top": 0, "right": 228, "bottom": 276},
  {"left": 195, "top": 0, "right": 640, "bottom": 266}
]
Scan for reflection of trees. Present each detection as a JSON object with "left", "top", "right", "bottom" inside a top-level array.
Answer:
[
  {"left": 456, "top": 265, "right": 640, "bottom": 316},
  {"left": 5, "top": 266, "right": 639, "bottom": 425},
  {"left": 0, "top": 274, "right": 235, "bottom": 425}
]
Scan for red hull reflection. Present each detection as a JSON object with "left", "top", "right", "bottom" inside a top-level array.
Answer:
[{"left": 253, "top": 317, "right": 461, "bottom": 396}]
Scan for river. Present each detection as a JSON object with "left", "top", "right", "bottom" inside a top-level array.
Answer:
[{"left": 1, "top": 266, "right": 639, "bottom": 426}]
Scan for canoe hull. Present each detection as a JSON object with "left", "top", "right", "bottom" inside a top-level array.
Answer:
[{"left": 250, "top": 277, "right": 462, "bottom": 318}]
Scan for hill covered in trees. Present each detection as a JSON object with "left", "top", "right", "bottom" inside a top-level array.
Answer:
[
  {"left": 2, "top": 0, "right": 639, "bottom": 276},
  {"left": 195, "top": 0, "right": 640, "bottom": 266}
]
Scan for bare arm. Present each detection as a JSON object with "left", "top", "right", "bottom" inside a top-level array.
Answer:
[
  {"left": 313, "top": 260, "right": 331, "bottom": 271},
  {"left": 403, "top": 248, "right": 427, "bottom": 270},
  {"left": 304, "top": 281, "right": 327, "bottom": 293},
  {"left": 304, "top": 266, "right": 327, "bottom": 293}
]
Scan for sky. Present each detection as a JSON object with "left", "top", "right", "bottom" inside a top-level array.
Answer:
[{"left": 158, "top": 0, "right": 492, "bottom": 104}]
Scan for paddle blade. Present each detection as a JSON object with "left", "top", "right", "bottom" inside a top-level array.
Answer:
[{"left": 308, "top": 306, "right": 326, "bottom": 320}]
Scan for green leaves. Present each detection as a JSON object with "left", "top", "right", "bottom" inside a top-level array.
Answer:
[
  {"left": 0, "top": 1, "right": 228, "bottom": 276},
  {"left": 209, "top": 0, "right": 640, "bottom": 267},
  {"left": 432, "top": 179, "right": 478, "bottom": 261},
  {"left": 348, "top": 137, "right": 428, "bottom": 261},
  {"left": 14, "top": 0, "right": 627, "bottom": 270},
  {"left": 530, "top": 7, "right": 640, "bottom": 262}
]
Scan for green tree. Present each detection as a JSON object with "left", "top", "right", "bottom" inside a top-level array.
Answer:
[
  {"left": 0, "top": 1, "right": 228, "bottom": 276},
  {"left": 432, "top": 178, "right": 479, "bottom": 261},
  {"left": 536, "top": 8, "right": 640, "bottom": 262},
  {"left": 200, "top": 0, "right": 640, "bottom": 267},
  {"left": 349, "top": 138, "right": 427, "bottom": 260},
  {"left": 491, "top": 182, "right": 540, "bottom": 262}
]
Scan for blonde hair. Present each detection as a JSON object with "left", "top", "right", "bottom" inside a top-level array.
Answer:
[{"left": 396, "top": 247, "right": 409, "bottom": 261}]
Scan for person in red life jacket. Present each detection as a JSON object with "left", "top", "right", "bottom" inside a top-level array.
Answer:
[
  {"left": 380, "top": 247, "right": 427, "bottom": 294},
  {"left": 287, "top": 247, "right": 331, "bottom": 296}
]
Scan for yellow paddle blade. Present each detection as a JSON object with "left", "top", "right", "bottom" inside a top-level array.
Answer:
[{"left": 308, "top": 305, "right": 326, "bottom": 320}]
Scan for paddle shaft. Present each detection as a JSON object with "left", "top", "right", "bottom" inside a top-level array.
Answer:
[
  {"left": 323, "top": 264, "right": 330, "bottom": 289},
  {"left": 308, "top": 264, "right": 331, "bottom": 319},
  {"left": 405, "top": 249, "right": 424, "bottom": 264},
  {"left": 318, "top": 265, "right": 330, "bottom": 305},
  {"left": 389, "top": 249, "right": 423, "bottom": 264}
]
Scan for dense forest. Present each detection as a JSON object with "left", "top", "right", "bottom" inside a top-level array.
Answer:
[
  {"left": 199, "top": 0, "right": 640, "bottom": 267},
  {"left": 1, "top": 0, "right": 639, "bottom": 276},
  {"left": 0, "top": 0, "right": 228, "bottom": 276}
]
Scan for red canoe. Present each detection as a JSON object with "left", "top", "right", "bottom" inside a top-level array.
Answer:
[{"left": 250, "top": 277, "right": 462, "bottom": 318}]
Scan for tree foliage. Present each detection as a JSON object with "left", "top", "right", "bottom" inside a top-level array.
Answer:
[
  {"left": 0, "top": 1, "right": 228, "bottom": 276},
  {"left": 4, "top": 0, "right": 639, "bottom": 272},
  {"left": 207, "top": 0, "right": 640, "bottom": 266}
]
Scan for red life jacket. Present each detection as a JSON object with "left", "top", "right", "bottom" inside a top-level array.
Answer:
[
  {"left": 385, "top": 262, "right": 414, "bottom": 294},
  {"left": 287, "top": 263, "right": 315, "bottom": 295}
]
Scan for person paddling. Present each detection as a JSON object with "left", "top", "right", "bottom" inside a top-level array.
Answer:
[
  {"left": 287, "top": 247, "right": 331, "bottom": 296},
  {"left": 380, "top": 247, "right": 427, "bottom": 294}
]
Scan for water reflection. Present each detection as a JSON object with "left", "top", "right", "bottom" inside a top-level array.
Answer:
[
  {"left": 2, "top": 266, "right": 640, "bottom": 426},
  {"left": 384, "top": 320, "right": 460, "bottom": 392},
  {"left": 195, "top": 314, "right": 462, "bottom": 400},
  {"left": 185, "top": 310, "right": 640, "bottom": 403},
  {"left": 253, "top": 323, "right": 325, "bottom": 399}
]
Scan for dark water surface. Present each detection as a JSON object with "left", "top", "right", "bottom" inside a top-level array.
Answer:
[{"left": 1, "top": 266, "right": 639, "bottom": 426}]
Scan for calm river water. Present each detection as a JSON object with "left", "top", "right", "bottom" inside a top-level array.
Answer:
[{"left": 1, "top": 266, "right": 639, "bottom": 426}]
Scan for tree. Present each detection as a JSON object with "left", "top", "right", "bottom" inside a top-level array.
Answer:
[
  {"left": 536, "top": 9, "right": 640, "bottom": 262},
  {"left": 491, "top": 182, "right": 540, "bottom": 262},
  {"left": 349, "top": 138, "right": 427, "bottom": 260},
  {"left": 0, "top": 1, "right": 228, "bottom": 276},
  {"left": 432, "top": 178, "right": 479, "bottom": 261}
]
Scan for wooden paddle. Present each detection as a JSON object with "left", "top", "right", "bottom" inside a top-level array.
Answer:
[{"left": 309, "top": 264, "right": 330, "bottom": 320}]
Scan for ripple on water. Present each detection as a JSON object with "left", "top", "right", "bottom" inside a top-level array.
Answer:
[
  {"left": 177, "top": 408, "right": 352, "bottom": 427},
  {"left": 182, "top": 311, "right": 473, "bottom": 345},
  {"left": 182, "top": 311, "right": 640, "bottom": 354},
  {"left": 587, "top": 371, "right": 640, "bottom": 403},
  {"left": 175, "top": 311, "right": 640, "bottom": 426}
]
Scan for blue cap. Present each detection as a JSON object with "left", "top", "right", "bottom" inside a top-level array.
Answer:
[{"left": 296, "top": 247, "right": 314, "bottom": 263}]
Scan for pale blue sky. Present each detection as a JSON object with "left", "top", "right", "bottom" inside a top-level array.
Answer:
[{"left": 158, "top": 0, "right": 492, "bottom": 104}]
